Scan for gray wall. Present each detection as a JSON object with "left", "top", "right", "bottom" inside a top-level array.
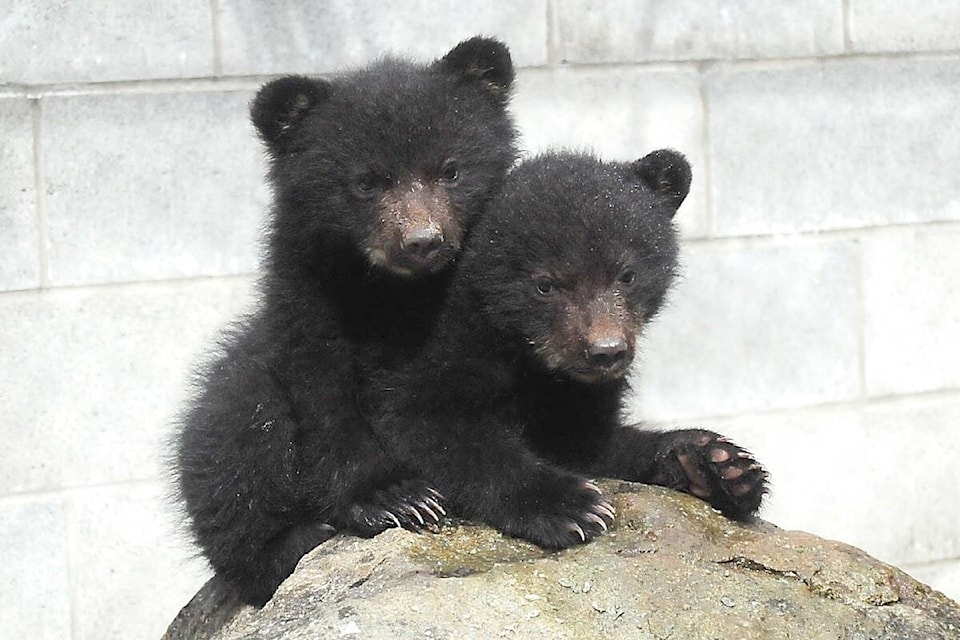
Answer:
[{"left": 2, "top": 2, "right": 959, "bottom": 638}]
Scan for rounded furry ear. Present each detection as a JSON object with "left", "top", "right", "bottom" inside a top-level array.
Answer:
[
  {"left": 250, "top": 76, "right": 331, "bottom": 149},
  {"left": 631, "top": 149, "right": 692, "bottom": 213},
  {"left": 435, "top": 36, "right": 515, "bottom": 101}
]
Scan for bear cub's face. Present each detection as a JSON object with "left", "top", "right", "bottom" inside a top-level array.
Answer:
[
  {"left": 466, "top": 150, "right": 691, "bottom": 383},
  {"left": 251, "top": 38, "right": 517, "bottom": 278}
]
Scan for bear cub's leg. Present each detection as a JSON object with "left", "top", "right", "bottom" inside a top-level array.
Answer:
[
  {"left": 242, "top": 522, "right": 337, "bottom": 606},
  {"left": 609, "top": 428, "right": 768, "bottom": 520}
]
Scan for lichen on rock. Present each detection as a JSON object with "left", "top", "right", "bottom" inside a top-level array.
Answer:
[{"left": 164, "top": 481, "right": 960, "bottom": 640}]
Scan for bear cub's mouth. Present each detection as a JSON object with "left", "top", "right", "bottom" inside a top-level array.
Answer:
[
  {"left": 567, "top": 358, "right": 633, "bottom": 384},
  {"left": 366, "top": 242, "right": 456, "bottom": 278}
]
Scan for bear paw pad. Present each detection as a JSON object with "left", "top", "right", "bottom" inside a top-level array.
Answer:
[{"left": 668, "top": 431, "right": 769, "bottom": 520}]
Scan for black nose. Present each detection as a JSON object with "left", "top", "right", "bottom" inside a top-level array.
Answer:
[
  {"left": 587, "top": 337, "right": 629, "bottom": 370},
  {"left": 402, "top": 228, "right": 443, "bottom": 261}
]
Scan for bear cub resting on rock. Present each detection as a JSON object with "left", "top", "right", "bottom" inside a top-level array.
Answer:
[
  {"left": 173, "top": 37, "right": 517, "bottom": 606},
  {"left": 363, "top": 150, "right": 769, "bottom": 548}
]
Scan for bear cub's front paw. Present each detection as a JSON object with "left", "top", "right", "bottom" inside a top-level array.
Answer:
[
  {"left": 658, "top": 429, "right": 768, "bottom": 520},
  {"left": 500, "top": 477, "right": 615, "bottom": 550},
  {"left": 345, "top": 479, "right": 446, "bottom": 537}
]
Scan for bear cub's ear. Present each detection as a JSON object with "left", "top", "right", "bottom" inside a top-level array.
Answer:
[
  {"left": 631, "top": 149, "right": 692, "bottom": 213},
  {"left": 436, "top": 36, "right": 514, "bottom": 101},
  {"left": 250, "top": 76, "right": 331, "bottom": 148}
]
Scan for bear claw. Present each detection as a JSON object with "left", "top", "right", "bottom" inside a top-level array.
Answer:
[
  {"left": 569, "top": 523, "right": 587, "bottom": 542},
  {"left": 345, "top": 479, "right": 447, "bottom": 537},
  {"left": 584, "top": 511, "right": 609, "bottom": 532},
  {"left": 415, "top": 501, "right": 439, "bottom": 522},
  {"left": 593, "top": 500, "right": 616, "bottom": 521},
  {"left": 504, "top": 479, "right": 616, "bottom": 550},
  {"left": 384, "top": 510, "right": 403, "bottom": 529},
  {"left": 583, "top": 480, "right": 603, "bottom": 495}
]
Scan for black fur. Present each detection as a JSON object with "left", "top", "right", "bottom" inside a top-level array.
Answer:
[
  {"left": 364, "top": 151, "right": 768, "bottom": 550},
  {"left": 172, "top": 37, "right": 517, "bottom": 606}
]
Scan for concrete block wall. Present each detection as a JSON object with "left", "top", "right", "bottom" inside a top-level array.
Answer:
[{"left": 1, "top": 2, "right": 957, "bottom": 638}]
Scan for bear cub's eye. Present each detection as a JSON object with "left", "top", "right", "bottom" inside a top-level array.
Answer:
[
  {"left": 534, "top": 277, "right": 558, "bottom": 296},
  {"left": 352, "top": 174, "right": 380, "bottom": 198},
  {"left": 438, "top": 159, "right": 460, "bottom": 184},
  {"left": 618, "top": 268, "right": 637, "bottom": 286}
]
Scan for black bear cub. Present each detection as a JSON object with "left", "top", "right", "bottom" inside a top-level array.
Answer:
[
  {"left": 365, "top": 150, "right": 768, "bottom": 549},
  {"left": 173, "top": 37, "right": 517, "bottom": 605}
]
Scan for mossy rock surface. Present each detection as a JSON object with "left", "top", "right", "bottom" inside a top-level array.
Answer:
[{"left": 165, "top": 482, "right": 960, "bottom": 640}]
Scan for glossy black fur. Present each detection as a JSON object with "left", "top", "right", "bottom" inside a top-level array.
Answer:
[
  {"left": 364, "top": 151, "right": 768, "bottom": 550},
  {"left": 173, "top": 37, "right": 517, "bottom": 606}
]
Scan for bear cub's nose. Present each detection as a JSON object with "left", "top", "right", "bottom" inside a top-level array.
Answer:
[
  {"left": 587, "top": 337, "right": 630, "bottom": 371},
  {"left": 402, "top": 228, "right": 444, "bottom": 261}
]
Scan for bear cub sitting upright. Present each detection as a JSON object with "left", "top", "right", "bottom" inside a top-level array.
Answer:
[
  {"left": 173, "top": 37, "right": 517, "bottom": 606},
  {"left": 364, "top": 150, "right": 769, "bottom": 549}
]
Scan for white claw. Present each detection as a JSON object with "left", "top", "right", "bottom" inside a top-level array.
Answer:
[
  {"left": 426, "top": 488, "right": 446, "bottom": 501},
  {"left": 583, "top": 481, "right": 602, "bottom": 495},
  {"left": 385, "top": 511, "right": 402, "bottom": 529},
  {"left": 407, "top": 506, "right": 425, "bottom": 526},
  {"left": 418, "top": 502, "right": 439, "bottom": 522},
  {"left": 594, "top": 502, "right": 616, "bottom": 521},
  {"left": 570, "top": 523, "right": 586, "bottom": 542},
  {"left": 423, "top": 496, "right": 447, "bottom": 516},
  {"left": 585, "top": 512, "right": 608, "bottom": 532}
]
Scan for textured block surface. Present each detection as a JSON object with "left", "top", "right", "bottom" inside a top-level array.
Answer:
[
  {"left": 849, "top": 0, "right": 960, "bottom": 52},
  {"left": 513, "top": 67, "right": 708, "bottom": 237},
  {"left": 555, "top": 0, "right": 843, "bottom": 63},
  {"left": 632, "top": 239, "right": 861, "bottom": 420},
  {"left": 708, "top": 58, "right": 960, "bottom": 236},
  {"left": 0, "top": 498, "right": 71, "bottom": 640},
  {"left": 698, "top": 396, "right": 960, "bottom": 567},
  {"left": 863, "top": 225, "right": 960, "bottom": 396},
  {"left": 218, "top": 0, "right": 548, "bottom": 75},
  {"left": 3, "top": 6, "right": 960, "bottom": 638},
  {"left": 41, "top": 91, "right": 266, "bottom": 286},
  {"left": 70, "top": 483, "right": 211, "bottom": 640},
  {"left": 0, "top": 0, "right": 213, "bottom": 84},
  {"left": 0, "top": 279, "right": 254, "bottom": 493},
  {"left": 0, "top": 98, "right": 38, "bottom": 291}
]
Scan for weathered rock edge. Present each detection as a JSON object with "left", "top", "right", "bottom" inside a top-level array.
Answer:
[{"left": 164, "top": 482, "right": 960, "bottom": 640}]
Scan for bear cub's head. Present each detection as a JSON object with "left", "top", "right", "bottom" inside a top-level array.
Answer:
[
  {"left": 251, "top": 37, "right": 517, "bottom": 279},
  {"left": 463, "top": 150, "right": 691, "bottom": 383}
]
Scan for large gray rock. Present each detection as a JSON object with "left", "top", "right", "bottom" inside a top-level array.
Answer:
[{"left": 165, "top": 482, "right": 960, "bottom": 639}]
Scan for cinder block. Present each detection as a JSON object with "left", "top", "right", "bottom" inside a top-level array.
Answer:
[
  {"left": 0, "top": 497, "right": 71, "bottom": 640},
  {"left": 554, "top": 0, "right": 843, "bottom": 63},
  {"left": 513, "top": 67, "right": 708, "bottom": 238},
  {"left": 707, "top": 58, "right": 960, "bottom": 236},
  {"left": 218, "top": 0, "right": 548, "bottom": 76},
  {"left": 0, "top": 98, "right": 39, "bottom": 291},
  {"left": 41, "top": 91, "right": 267, "bottom": 287},
  {"left": 69, "top": 483, "right": 211, "bottom": 640},
  {"left": 695, "top": 396, "right": 960, "bottom": 567},
  {"left": 0, "top": 0, "right": 214, "bottom": 84},
  {"left": 0, "top": 278, "right": 254, "bottom": 493},
  {"left": 863, "top": 225, "right": 960, "bottom": 396},
  {"left": 849, "top": 0, "right": 960, "bottom": 53},
  {"left": 630, "top": 238, "right": 861, "bottom": 420}
]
